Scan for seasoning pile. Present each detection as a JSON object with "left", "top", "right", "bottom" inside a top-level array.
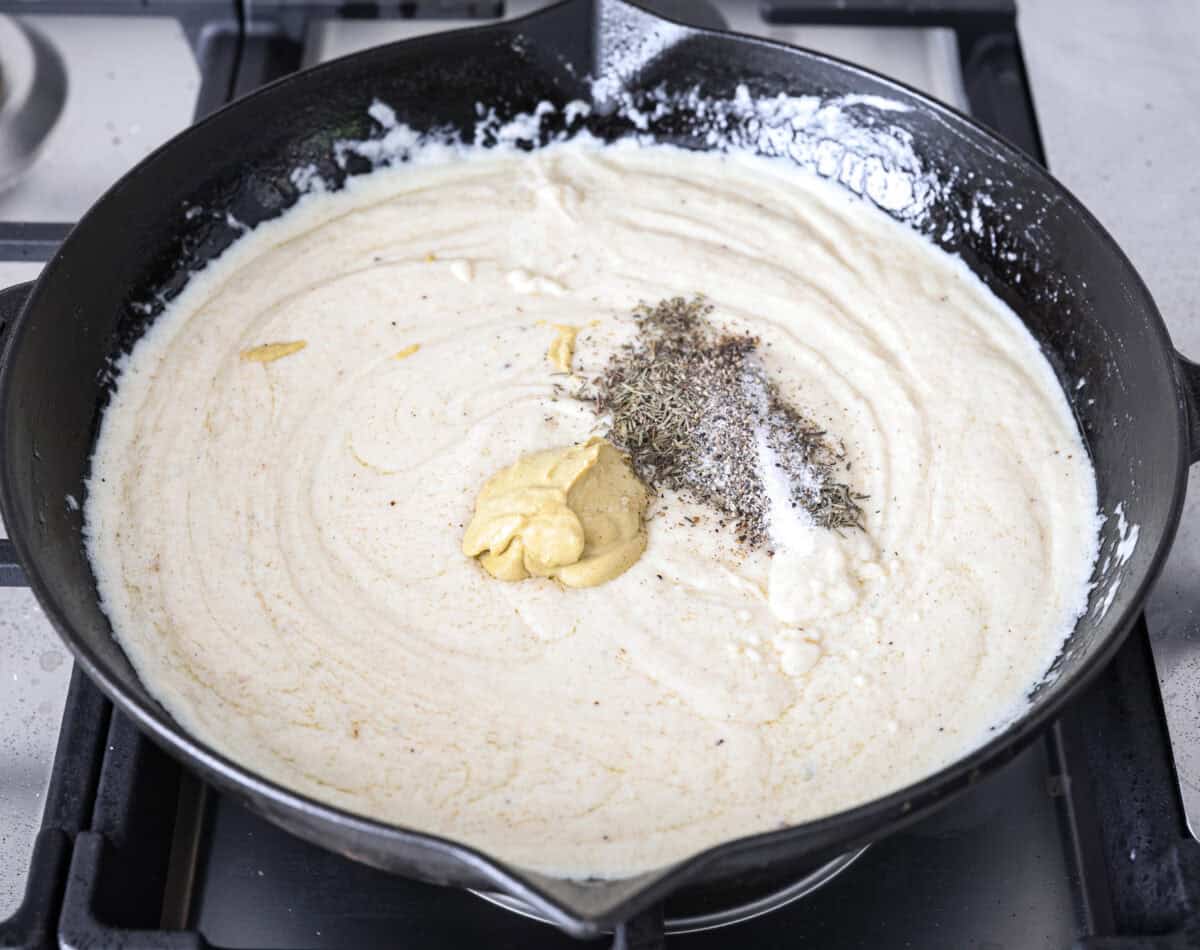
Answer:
[{"left": 581, "top": 297, "right": 863, "bottom": 547}]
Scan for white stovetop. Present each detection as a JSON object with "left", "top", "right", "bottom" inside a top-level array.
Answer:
[{"left": 2, "top": 0, "right": 1198, "bottom": 918}]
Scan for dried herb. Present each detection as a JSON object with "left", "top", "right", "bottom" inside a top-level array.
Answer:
[{"left": 579, "top": 296, "right": 864, "bottom": 547}]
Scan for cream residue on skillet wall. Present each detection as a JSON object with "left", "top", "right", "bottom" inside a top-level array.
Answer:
[{"left": 83, "top": 103, "right": 1101, "bottom": 877}]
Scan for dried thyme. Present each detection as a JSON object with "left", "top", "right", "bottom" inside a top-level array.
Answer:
[{"left": 579, "top": 296, "right": 864, "bottom": 547}]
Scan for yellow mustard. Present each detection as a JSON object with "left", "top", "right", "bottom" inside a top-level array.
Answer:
[
  {"left": 462, "top": 437, "right": 647, "bottom": 588},
  {"left": 547, "top": 324, "right": 580, "bottom": 373}
]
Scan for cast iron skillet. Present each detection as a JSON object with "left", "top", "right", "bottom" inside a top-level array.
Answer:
[{"left": 1, "top": 0, "right": 1198, "bottom": 942}]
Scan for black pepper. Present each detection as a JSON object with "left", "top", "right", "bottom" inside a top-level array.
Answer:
[{"left": 577, "top": 296, "right": 864, "bottom": 546}]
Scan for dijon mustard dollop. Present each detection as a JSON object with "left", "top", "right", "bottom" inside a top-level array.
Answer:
[
  {"left": 461, "top": 437, "right": 648, "bottom": 588},
  {"left": 546, "top": 323, "right": 580, "bottom": 372}
]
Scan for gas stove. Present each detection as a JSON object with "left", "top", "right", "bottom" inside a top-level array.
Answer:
[{"left": 2, "top": 2, "right": 1198, "bottom": 948}]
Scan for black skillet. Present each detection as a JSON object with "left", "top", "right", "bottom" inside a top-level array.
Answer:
[{"left": 1, "top": 0, "right": 1197, "bottom": 944}]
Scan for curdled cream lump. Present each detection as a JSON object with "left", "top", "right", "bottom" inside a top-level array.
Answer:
[{"left": 84, "top": 142, "right": 1099, "bottom": 878}]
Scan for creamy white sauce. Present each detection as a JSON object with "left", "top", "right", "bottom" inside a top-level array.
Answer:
[{"left": 85, "top": 142, "right": 1099, "bottom": 878}]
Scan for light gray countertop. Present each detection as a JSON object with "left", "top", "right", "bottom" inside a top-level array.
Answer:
[{"left": 1019, "top": 0, "right": 1200, "bottom": 357}]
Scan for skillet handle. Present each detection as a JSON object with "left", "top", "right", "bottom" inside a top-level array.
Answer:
[
  {"left": 611, "top": 904, "right": 664, "bottom": 950},
  {"left": 1179, "top": 352, "right": 1200, "bottom": 465},
  {"left": 1146, "top": 351, "right": 1200, "bottom": 841},
  {"left": 0, "top": 280, "right": 35, "bottom": 587}
]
